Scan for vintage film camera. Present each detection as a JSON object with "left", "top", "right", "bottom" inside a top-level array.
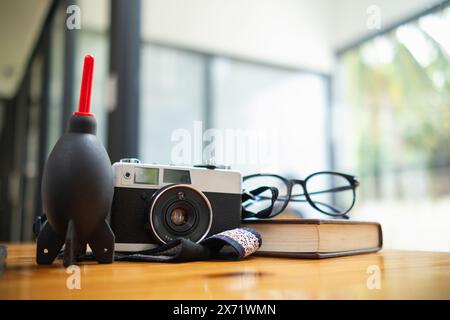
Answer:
[{"left": 110, "top": 159, "right": 242, "bottom": 251}]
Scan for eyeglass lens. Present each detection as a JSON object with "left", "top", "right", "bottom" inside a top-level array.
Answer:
[{"left": 303, "top": 173, "right": 354, "bottom": 215}]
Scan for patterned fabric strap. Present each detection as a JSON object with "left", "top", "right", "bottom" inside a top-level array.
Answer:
[
  {"left": 201, "top": 227, "right": 262, "bottom": 259},
  {"left": 114, "top": 227, "right": 262, "bottom": 262}
]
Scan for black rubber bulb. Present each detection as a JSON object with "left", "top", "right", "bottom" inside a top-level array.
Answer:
[{"left": 36, "top": 55, "right": 115, "bottom": 266}]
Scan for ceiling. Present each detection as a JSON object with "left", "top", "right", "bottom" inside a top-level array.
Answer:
[
  {"left": 0, "top": 0, "right": 52, "bottom": 99},
  {"left": 0, "top": 0, "right": 440, "bottom": 99}
]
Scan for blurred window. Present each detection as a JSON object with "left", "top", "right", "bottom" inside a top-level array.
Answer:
[
  {"left": 334, "top": 5, "right": 450, "bottom": 250},
  {"left": 139, "top": 44, "right": 206, "bottom": 164},
  {"left": 75, "top": 30, "right": 110, "bottom": 145},
  {"left": 139, "top": 50, "right": 328, "bottom": 177},
  {"left": 47, "top": 1, "right": 110, "bottom": 150},
  {"left": 46, "top": 7, "right": 65, "bottom": 158},
  {"left": 211, "top": 58, "right": 328, "bottom": 178}
]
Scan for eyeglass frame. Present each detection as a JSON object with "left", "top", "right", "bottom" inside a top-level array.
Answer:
[{"left": 242, "top": 171, "right": 360, "bottom": 218}]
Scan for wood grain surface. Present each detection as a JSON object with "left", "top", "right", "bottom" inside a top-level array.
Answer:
[{"left": 0, "top": 243, "right": 449, "bottom": 299}]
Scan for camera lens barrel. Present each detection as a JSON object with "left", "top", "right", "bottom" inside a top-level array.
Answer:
[
  {"left": 148, "top": 184, "right": 213, "bottom": 244},
  {"left": 165, "top": 201, "right": 196, "bottom": 233}
]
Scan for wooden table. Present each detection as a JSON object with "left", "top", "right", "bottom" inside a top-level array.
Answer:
[{"left": 0, "top": 243, "right": 449, "bottom": 299}]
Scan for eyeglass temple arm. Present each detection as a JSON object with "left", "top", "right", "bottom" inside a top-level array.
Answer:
[
  {"left": 287, "top": 198, "right": 342, "bottom": 214},
  {"left": 290, "top": 185, "right": 353, "bottom": 215},
  {"left": 249, "top": 195, "right": 342, "bottom": 214},
  {"left": 293, "top": 185, "right": 355, "bottom": 197},
  {"left": 245, "top": 185, "right": 354, "bottom": 201}
]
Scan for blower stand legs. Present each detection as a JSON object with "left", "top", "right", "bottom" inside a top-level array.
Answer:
[{"left": 36, "top": 219, "right": 115, "bottom": 266}]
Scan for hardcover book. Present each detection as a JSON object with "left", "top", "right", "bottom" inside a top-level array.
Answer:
[{"left": 243, "top": 219, "right": 382, "bottom": 258}]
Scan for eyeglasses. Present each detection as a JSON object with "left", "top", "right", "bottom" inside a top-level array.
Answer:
[{"left": 242, "top": 172, "right": 360, "bottom": 220}]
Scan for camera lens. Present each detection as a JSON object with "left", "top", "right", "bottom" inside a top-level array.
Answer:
[
  {"left": 165, "top": 201, "right": 196, "bottom": 233},
  {"left": 170, "top": 208, "right": 188, "bottom": 226},
  {"left": 148, "top": 184, "right": 212, "bottom": 244}
]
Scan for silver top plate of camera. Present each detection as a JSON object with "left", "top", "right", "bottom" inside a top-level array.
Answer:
[{"left": 113, "top": 158, "right": 242, "bottom": 194}]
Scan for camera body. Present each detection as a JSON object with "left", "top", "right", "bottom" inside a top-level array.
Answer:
[{"left": 110, "top": 159, "right": 242, "bottom": 252}]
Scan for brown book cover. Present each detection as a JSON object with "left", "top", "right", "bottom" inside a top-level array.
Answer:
[{"left": 243, "top": 219, "right": 383, "bottom": 259}]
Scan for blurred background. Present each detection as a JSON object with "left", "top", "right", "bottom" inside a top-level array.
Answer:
[{"left": 0, "top": 0, "right": 448, "bottom": 251}]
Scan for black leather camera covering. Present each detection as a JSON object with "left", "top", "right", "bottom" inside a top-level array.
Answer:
[{"left": 109, "top": 187, "right": 242, "bottom": 245}]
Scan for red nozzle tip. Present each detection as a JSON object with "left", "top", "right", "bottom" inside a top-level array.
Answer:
[{"left": 74, "top": 54, "right": 95, "bottom": 117}]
